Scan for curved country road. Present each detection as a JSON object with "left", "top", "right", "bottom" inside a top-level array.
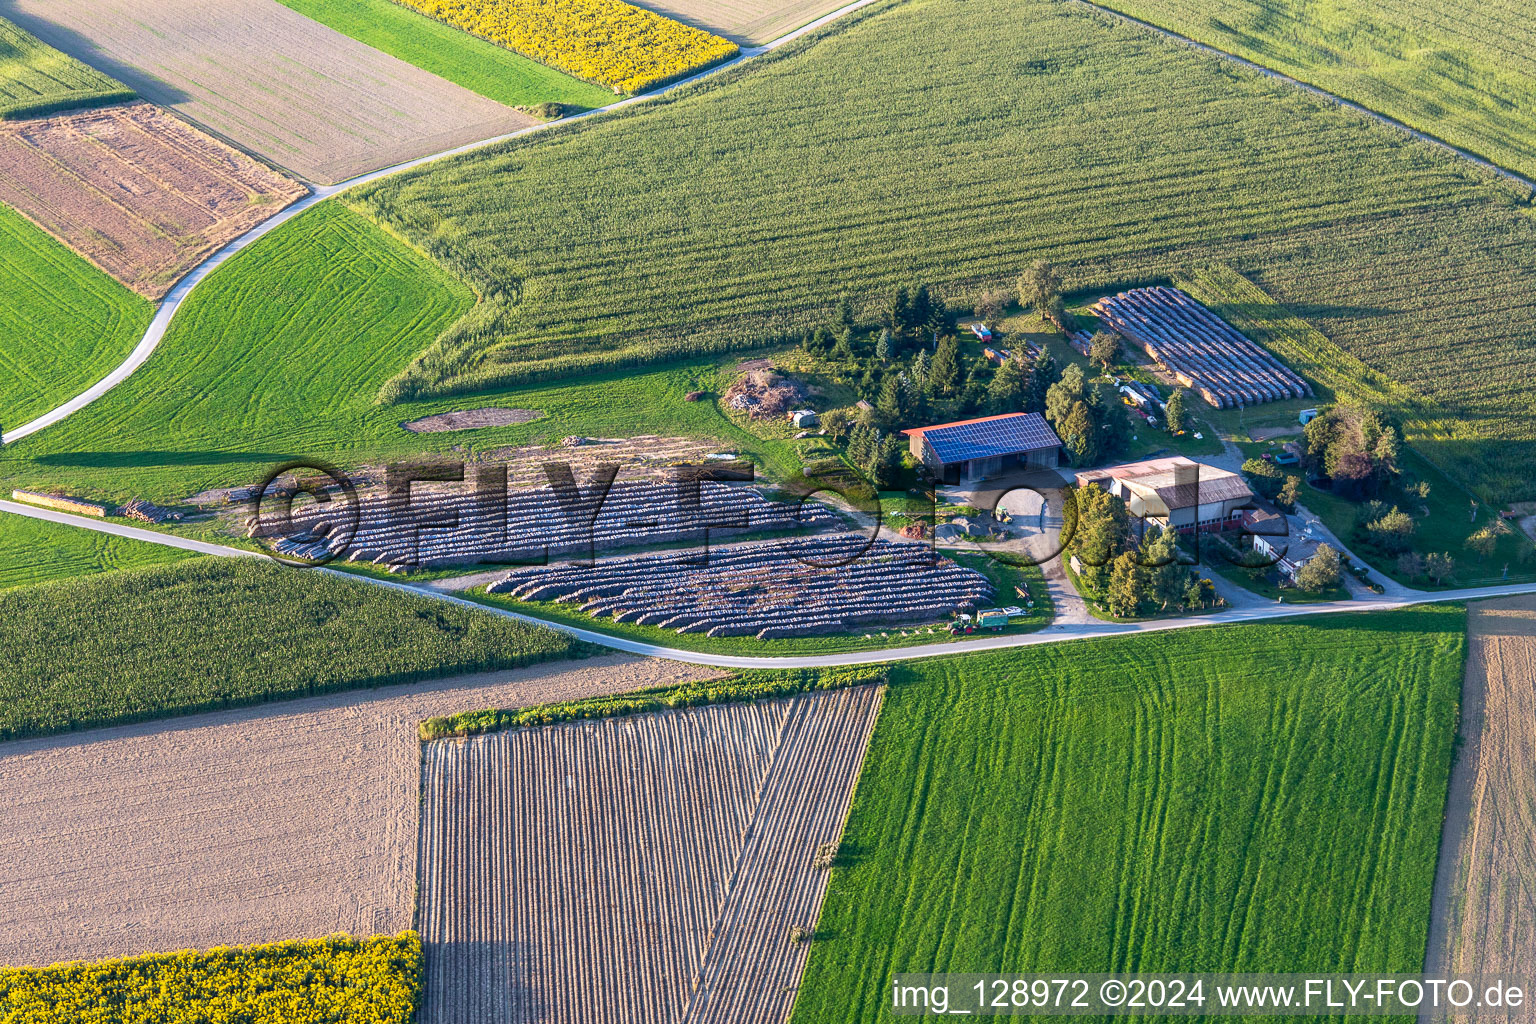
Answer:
[
  {"left": 0, "top": 0, "right": 883, "bottom": 446},
  {"left": 5, "top": 497, "right": 1533, "bottom": 669}
]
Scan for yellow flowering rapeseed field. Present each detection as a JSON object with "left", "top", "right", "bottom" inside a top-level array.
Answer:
[
  {"left": 394, "top": 0, "right": 738, "bottom": 94},
  {"left": 0, "top": 933, "right": 420, "bottom": 1023}
]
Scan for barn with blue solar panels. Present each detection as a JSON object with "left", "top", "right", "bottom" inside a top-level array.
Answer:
[{"left": 902, "top": 412, "right": 1063, "bottom": 484}]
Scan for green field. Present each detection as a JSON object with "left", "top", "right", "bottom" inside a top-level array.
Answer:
[
  {"left": 343, "top": 0, "right": 1536, "bottom": 502},
  {"left": 793, "top": 605, "right": 1465, "bottom": 1019},
  {"left": 1091, "top": 0, "right": 1536, "bottom": 182},
  {"left": 0, "top": 511, "right": 194, "bottom": 590},
  {"left": 0, "top": 933, "right": 419, "bottom": 1023},
  {"left": 0, "top": 15, "right": 133, "bottom": 119},
  {"left": 0, "top": 557, "right": 577, "bottom": 740},
  {"left": 0, "top": 204, "right": 151, "bottom": 430},
  {"left": 272, "top": 0, "right": 615, "bottom": 112}
]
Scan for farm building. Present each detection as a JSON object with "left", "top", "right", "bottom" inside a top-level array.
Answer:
[
  {"left": 1076, "top": 456, "right": 1252, "bottom": 533},
  {"left": 903, "top": 412, "right": 1062, "bottom": 484},
  {"left": 1253, "top": 528, "right": 1327, "bottom": 580}
]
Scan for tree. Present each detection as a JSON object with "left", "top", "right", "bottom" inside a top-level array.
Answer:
[
  {"left": 1045, "top": 364, "right": 1088, "bottom": 427},
  {"left": 1026, "top": 352, "right": 1060, "bottom": 413},
  {"left": 1365, "top": 506, "right": 1415, "bottom": 554},
  {"left": 987, "top": 357, "right": 1027, "bottom": 414},
  {"left": 1164, "top": 389, "right": 1186, "bottom": 435},
  {"left": 1183, "top": 576, "right": 1207, "bottom": 610},
  {"left": 1088, "top": 330, "right": 1121, "bottom": 371},
  {"left": 974, "top": 289, "right": 1009, "bottom": 323},
  {"left": 1294, "top": 543, "right": 1341, "bottom": 592},
  {"left": 1242, "top": 457, "right": 1284, "bottom": 500},
  {"left": 1058, "top": 400, "right": 1098, "bottom": 467},
  {"left": 877, "top": 373, "right": 907, "bottom": 420},
  {"left": 1072, "top": 484, "right": 1131, "bottom": 594},
  {"left": 1090, "top": 380, "right": 1132, "bottom": 459},
  {"left": 1016, "top": 260, "right": 1063, "bottom": 316},
  {"left": 1276, "top": 475, "right": 1301, "bottom": 512},
  {"left": 1106, "top": 552, "right": 1144, "bottom": 618},
  {"left": 1465, "top": 526, "right": 1498, "bottom": 560},
  {"left": 822, "top": 407, "right": 852, "bottom": 443},
  {"left": 836, "top": 295, "right": 855, "bottom": 332},
  {"left": 1142, "top": 528, "right": 1187, "bottom": 610},
  {"left": 874, "top": 328, "right": 893, "bottom": 363},
  {"left": 1397, "top": 551, "right": 1426, "bottom": 579},
  {"left": 910, "top": 349, "right": 930, "bottom": 390},
  {"left": 1425, "top": 551, "right": 1455, "bottom": 585},
  {"left": 930, "top": 336, "right": 962, "bottom": 397},
  {"left": 802, "top": 326, "right": 833, "bottom": 357},
  {"left": 869, "top": 433, "right": 905, "bottom": 489},
  {"left": 886, "top": 286, "right": 911, "bottom": 335},
  {"left": 830, "top": 329, "right": 854, "bottom": 362},
  {"left": 846, "top": 422, "right": 874, "bottom": 467}
]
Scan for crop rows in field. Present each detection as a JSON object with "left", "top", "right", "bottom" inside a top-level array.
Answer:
[
  {"left": 792, "top": 607, "right": 1467, "bottom": 1020},
  {"left": 417, "top": 685, "right": 883, "bottom": 1023},
  {"left": 0, "top": 557, "right": 574, "bottom": 740},
  {"left": 271, "top": 478, "right": 837, "bottom": 570},
  {"left": 0, "top": 508, "right": 193, "bottom": 590},
  {"left": 351, "top": 0, "right": 1536, "bottom": 500},
  {"left": 1089, "top": 0, "right": 1536, "bottom": 181},
  {"left": 488, "top": 535, "right": 993, "bottom": 639},
  {"left": 0, "top": 15, "right": 132, "bottom": 119},
  {"left": 396, "top": 0, "right": 738, "bottom": 94}
]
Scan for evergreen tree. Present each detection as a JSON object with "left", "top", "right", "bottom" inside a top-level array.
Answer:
[
  {"left": 837, "top": 295, "right": 855, "bottom": 331},
  {"left": 910, "top": 349, "right": 930, "bottom": 390},
  {"left": 1106, "top": 552, "right": 1144, "bottom": 617},
  {"left": 987, "top": 357, "right": 1027, "bottom": 413},
  {"left": 875, "top": 328, "right": 893, "bottom": 363},
  {"left": 831, "top": 330, "right": 854, "bottom": 362},
  {"left": 1045, "top": 363, "right": 1088, "bottom": 427},
  {"left": 930, "top": 336, "right": 963, "bottom": 397},
  {"left": 910, "top": 285, "right": 932, "bottom": 336},
  {"left": 888, "top": 286, "right": 912, "bottom": 335},
  {"left": 1059, "top": 400, "right": 1098, "bottom": 467},
  {"left": 1026, "top": 352, "right": 1060, "bottom": 413},
  {"left": 1072, "top": 485, "right": 1131, "bottom": 592},
  {"left": 1090, "top": 380, "right": 1131, "bottom": 458},
  {"left": 877, "top": 373, "right": 906, "bottom": 420},
  {"left": 1142, "top": 528, "right": 1186, "bottom": 610},
  {"left": 846, "top": 423, "right": 874, "bottom": 467},
  {"left": 1164, "top": 389, "right": 1186, "bottom": 434}
]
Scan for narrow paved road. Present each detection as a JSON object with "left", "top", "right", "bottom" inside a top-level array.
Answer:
[
  {"left": 0, "top": 0, "right": 883, "bottom": 447},
  {"left": 6, "top": 499, "right": 1534, "bottom": 669}
]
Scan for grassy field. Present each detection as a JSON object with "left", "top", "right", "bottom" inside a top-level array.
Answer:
[
  {"left": 0, "top": 15, "right": 132, "bottom": 118},
  {"left": 0, "top": 511, "right": 194, "bottom": 590},
  {"left": 793, "top": 605, "right": 1465, "bottom": 1018},
  {"left": 0, "top": 203, "right": 151, "bottom": 429},
  {"left": 0, "top": 557, "right": 577, "bottom": 740},
  {"left": 1090, "top": 0, "right": 1536, "bottom": 182},
  {"left": 0, "top": 933, "right": 419, "bottom": 1023},
  {"left": 272, "top": 0, "right": 615, "bottom": 112},
  {"left": 344, "top": 0, "right": 1536, "bottom": 502}
]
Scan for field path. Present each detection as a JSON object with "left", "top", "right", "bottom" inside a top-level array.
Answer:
[
  {"left": 0, "top": 654, "right": 709, "bottom": 968},
  {"left": 1072, "top": 0, "right": 1536, "bottom": 195},
  {"left": 0, "top": 0, "right": 882, "bottom": 449},
  {"left": 5, "top": 498, "right": 1536, "bottom": 669},
  {"left": 1422, "top": 595, "right": 1536, "bottom": 1021}
]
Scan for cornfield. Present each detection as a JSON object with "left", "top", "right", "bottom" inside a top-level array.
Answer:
[
  {"left": 0, "top": 932, "right": 420, "bottom": 1024},
  {"left": 391, "top": 0, "right": 738, "bottom": 94}
]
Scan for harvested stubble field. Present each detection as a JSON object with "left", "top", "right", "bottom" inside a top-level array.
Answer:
[
  {"left": 0, "top": 15, "right": 132, "bottom": 119},
  {"left": 0, "top": 103, "right": 306, "bottom": 298},
  {"left": 418, "top": 684, "right": 882, "bottom": 1023},
  {"left": 793, "top": 607, "right": 1466, "bottom": 1019},
  {"left": 0, "top": 201, "right": 149, "bottom": 428},
  {"left": 0, "top": 557, "right": 577, "bottom": 740},
  {"left": 2, "top": 0, "right": 534, "bottom": 184},
  {"left": 627, "top": 0, "right": 853, "bottom": 46},
  {"left": 1090, "top": 0, "right": 1536, "bottom": 182},
  {"left": 0, "top": 654, "right": 702, "bottom": 967},
  {"left": 352, "top": 0, "right": 1536, "bottom": 501},
  {"left": 1425, "top": 596, "right": 1536, "bottom": 1013}
]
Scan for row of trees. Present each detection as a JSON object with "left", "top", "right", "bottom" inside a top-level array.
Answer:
[{"left": 1071, "top": 486, "right": 1216, "bottom": 616}]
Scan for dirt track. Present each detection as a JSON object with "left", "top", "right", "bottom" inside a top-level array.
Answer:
[
  {"left": 0, "top": 655, "right": 709, "bottom": 968},
  {"left": 1424, "top": 596, "right": 1536, "bottom": 1019},
  {"left": 0, "top": 103, "right": 306, "bottom": 297},
  {"left": 3, "top": 0, "right": 534, "bottom": 184}
]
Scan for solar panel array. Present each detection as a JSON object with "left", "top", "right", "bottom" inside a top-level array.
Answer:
[{"left": 921, "top": 413, "right": 1061, "bottom": 464}]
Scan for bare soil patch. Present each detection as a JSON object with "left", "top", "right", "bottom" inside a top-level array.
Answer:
[
  {"left": 4, "top": 0, "right": 535, "bottom": 184},
  {"left": 1424, "top": 595, "right": 1536, "bottom": 1018},
  {"left": 625, "top": 0, "right": 853, "bottom": 45},
  {"left": 0, "top": 103, "right": 306, "bottom": 298},
  {"left": 401, "top": 407, "right": 543, "bottom": 433},
  {"left": 0, "top": 654, "right": 709, "bottom": 968},
  {"left": 417, "top": 685, "right": 883, "bottom": 1023}
]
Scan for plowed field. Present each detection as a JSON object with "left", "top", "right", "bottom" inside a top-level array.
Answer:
[
  {"left": 3, "top": 0, "right": 534, "bottom": 184},
  {"left": 0, "top": 103, "right": 305, "bottom": 297}
]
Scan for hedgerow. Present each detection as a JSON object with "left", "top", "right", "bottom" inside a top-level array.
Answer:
[
  {"left": 0, "top": 932, "right": 420, "bottom": 1023},
  {"left": 392, "top": 0, "right": 738, "bottom": 94},
  {"left": 420, "top": 665, "right": 887, "bottom": 738},
  {"left": 0, "top": 557, "right": 580, "bottom": 740}
]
